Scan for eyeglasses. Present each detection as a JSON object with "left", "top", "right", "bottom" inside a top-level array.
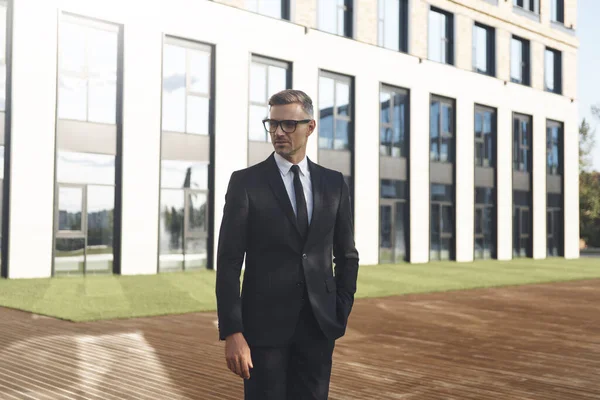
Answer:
[{"left": 262, "top": 119, "right": 312, "bottom": 134}]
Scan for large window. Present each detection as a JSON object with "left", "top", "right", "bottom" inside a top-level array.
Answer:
[
  {"left": 475, "top": 106, "right": 495, "bottom": 167},
  {"left": 380, "top": 180, "right": 408, "bottom": 263},
  {"left": 513, "top": 114, "right": 532, "bottom": 172},
  {"left": 547, "top": 193, "right": 562, "bottom": 257},
  {"left": 55, "top": 152, "right": 115, "bottom": 275},
  {"left": 510, "top": 36, "right": 530, "bottom": 86},
  {"left": 513, "top": 190, "right": 532, "bottom": 258},
  {"left": 246, "top": 0, "right": 289, "bottom": 19},
  {"left": 380, "top": 86, "right": 408, "bottom": 157},
  {"left": 545, "top": 48, "right": 562, "bottom": 94},
  {"left": 159, "top": 161, "right": 209, "bottom": 271},
  {"left": 430, "top": 96, "right": 454, "bottom": 163},
  {"left": 513, "top": 0, "right": 538, "bottom": 13},
  {"left": 319, "top": 73, "right": 352, "bottom": 151},
  {"left": 473, "top": 23, "right": 495, "bottom": 76},
  {"left": 378, "top": 0, "right": 408, "bottom": 53},
  {"left": 160, "top": 38, "right": 213, "bottom": 271},
  {"left": 428, "top": 7, "right": 454, "bottom": 65},
  {"left": 248, "top": 56, "right": 290, "bottom": 142},
  {"left": 162, "top": 40, "right": 211, "bottom": 135},
  {"left": 58, "top": 16, "right": 119, "bottom": 124},
  {"left": 430, "top": 184, "right": 454, "bottom": 261},
  {"left": 547, "top": 120, "right": 562, "bottom": 175},
  {"left": 475, "top": 188, "right": 495, "bottom": 259},
  {"left": 551, "top": 0, "right": 564, "bottom": 23},
  {"left": 318, "top": 0, "right": 352, "bottom": 38}
]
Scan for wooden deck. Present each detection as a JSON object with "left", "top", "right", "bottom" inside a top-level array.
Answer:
[{"left": 1, "top": 279, "right": 599, "bottom": 399}]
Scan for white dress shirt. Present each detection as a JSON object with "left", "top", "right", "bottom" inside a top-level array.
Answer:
[{"left": 274, "top": 152, "right": 313, "bottom": 224}]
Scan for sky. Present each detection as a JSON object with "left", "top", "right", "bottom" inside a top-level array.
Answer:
[{"left": 578, "top": 0, "right": 600, "bottom": 171}]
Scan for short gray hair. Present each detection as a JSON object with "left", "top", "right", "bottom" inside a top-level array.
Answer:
[{"left": 268, "top": 89, "right": 314, "bottom": 118}]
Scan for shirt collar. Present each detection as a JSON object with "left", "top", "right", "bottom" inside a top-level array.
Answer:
[{"left": 274, "top": 152, "right": 309, "bottom": 177}]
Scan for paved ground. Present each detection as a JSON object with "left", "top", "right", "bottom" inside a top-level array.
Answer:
[{"left": 0, "top": 279, "right": 599, "bottom": 400}]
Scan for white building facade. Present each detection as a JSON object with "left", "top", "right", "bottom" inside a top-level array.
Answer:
[{"left": 0, "top": 0, "right": 579, "bottom": 278}]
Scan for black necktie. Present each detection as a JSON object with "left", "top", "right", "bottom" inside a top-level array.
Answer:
[{"left": 291, "top": 165, "right": 309, "bottom": 240}]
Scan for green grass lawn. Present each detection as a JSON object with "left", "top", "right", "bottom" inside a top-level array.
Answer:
[{"left": 0, "top": 258, "right": 599, "bottom": 322}]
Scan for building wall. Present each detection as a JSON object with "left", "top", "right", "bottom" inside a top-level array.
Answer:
[{"left": 5, "top": 0, "right": 578, "bottom": 278}]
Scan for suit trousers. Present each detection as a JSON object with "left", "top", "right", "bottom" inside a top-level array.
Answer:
[{"left": 243, "top": 292, "right": 336, "bottom": 400}]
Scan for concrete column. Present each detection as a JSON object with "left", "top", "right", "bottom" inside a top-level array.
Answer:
[{"left": 7, "top": 0, "right": 58, "bottom": 278}]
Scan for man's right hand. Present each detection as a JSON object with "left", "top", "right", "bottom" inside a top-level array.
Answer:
[{"left": 225, "top": 332, "right": 253, "bottom": 380}]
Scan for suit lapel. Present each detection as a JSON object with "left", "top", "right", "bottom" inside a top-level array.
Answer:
[
  {"left": 266, "top": 153, "right": 302, "bottom": 237},
  {"left": 305, "top": 158, "right": 324, "bottom": 249}
]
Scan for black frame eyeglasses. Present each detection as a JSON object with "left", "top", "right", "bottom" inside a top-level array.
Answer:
[{"left": 262, "top": 119, "right": 313, "bottom": 134}]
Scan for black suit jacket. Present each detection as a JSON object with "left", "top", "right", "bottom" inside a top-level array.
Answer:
[{"left": 216, "top": 153, "right": 359, "bottom": 347}]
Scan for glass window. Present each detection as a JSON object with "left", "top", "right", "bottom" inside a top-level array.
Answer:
[
  {"left": 473, "top": 23, "right": 494, "bottom": 76},
  {"left": 430, "top": 184, "right": 454, "bottom": 261},
  {"left": 513, "top": 114, "right": 531, "bottom": 172},
  {"left": 511, "top": 37, "right": 530, "bottom": 85},
  {"left": 249, "top": 56, "right": 290, "bottom": 142},
  {"left": 319, "top": 73, "right": 353, "bottom": 151},
  {"left": 161, "top": 160, "right": 209, "bottom": 190},
  {"left": 57, "top": 151, "right": 115, "bottom": 185},
  {"left": 545, "top": 48, "right": 562, "bottom": 94},
  {"left": 246, "top": 0, "right": 285, "bottom": 19},
  {"left": 428, "top": 8, "right": 453, "bottom": 65},
  {"left": 380, "top": 86, "right": 408, "bottom": 158},
  {"left": 551, "top": 0, "right": 564, "bottom": 23},
  {"left": 514, "top": 0, "right": 537, "bottom": 13},
  {"left": 86, "top": 185, "right": 114, "bottom": 273},
  {"left": 58, "top": 186, "right": 84, "bottom": 232},
  {"left": 546, "top": 121, "right": 562, "bottom": 175},
  {"left": 378, "top": 0, "right": 408, "bottom": 52},
  {"left": 475, "top": 106, "right": 496, "bottom": 167},
  {"left": 319, "top": 0, "right": 352, "bottom": 37},
  {"left": 162, "top": 40, "right": 212, "bottom": 135},
  {"left": 430, "top": 97, "right": 454, "bottom": 163},
  {"left": 475, "top": 188, "right": 495, "bottom": 260},
  {"left": 58, "top": 18, "right": 119, "bottom": 124}
]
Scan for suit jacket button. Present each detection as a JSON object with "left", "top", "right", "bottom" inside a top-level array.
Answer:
[{"left": 302, "top": 253, "right": 307, "bottom": 259}]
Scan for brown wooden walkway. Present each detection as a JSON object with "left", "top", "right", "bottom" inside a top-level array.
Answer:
[{"left": 1, "top": 279, "right": 599, "bottom": 399}]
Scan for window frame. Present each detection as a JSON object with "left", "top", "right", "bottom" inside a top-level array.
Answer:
[
  {"left": 430, "top": 96, "right": 455, "bottom": 163},
  {"left": 474, "top": 187, "right": 496, "bottom": 260},
  {"left": 380, "top": 85, "right": 409, "bottom": 158},
  {"left": 57, "top": 14, "right": 120, "bottom": 124},
  {"left": 378, "top": 0, "right": 409, "bottom": 53},
  {"left": 318, "top": 70, "right": 353, "bottom": 152},
  {"left": 544, "top": 47, "right": 562, "bottom": 94},
  {"left": 472, "top": 22, "right": 496, "bottom": 77},
  {"left": 161, "top": 36, "right": 213, "bottom": 136},
  {"left": 245, "top": 0, "right": 290, "bottom": 20},
  {"left": 318, "top": 0, "right": 353, "bottom": 38},
  {"left": 513, "top": 113, "right": 532, "bottom": 173},
  {"left": 513, "top": 0, "right": 538, "bottom": 14},
  {"left": 551, "top": 0, "right": 565, "bottom": 23},
  {"left": 428, "top": 7, "right": 454, "bottom": 65},
  {"left": 248, "top": 55, "right": 292, "bottom": 143},
  {"left": 510, "top": 35, "right": 531, "bottom": 86},
  {"left": 474, "top": 105, "right": 496, "bottom": 168}
]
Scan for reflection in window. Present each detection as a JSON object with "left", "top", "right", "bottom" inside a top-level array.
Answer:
[
  {"left": 380, "top": 179, "right": 408, "bottom": 263},
  {"left": 380, "top": 86, "right": 408, "bottom": 158},
  {"left": 55, "top": 152, "right": 115, "bottom": 275},
  {"left": 430, "top": 97, "right": 454, "bottom": 163},
  {"left": 319, "top": 73, "right": 352, "bottom": 151},
  {"left": 513, "top": 0, "right": 537, "bottom": 13},
  {"left": 248, "top": 56, "right": 290, "bottom": 142},
  {"left": 159, "top": 160, "right": 209, "bottom": 271},
  {"left": 546, "top": 121, "right": 562, "bottom": 175},
  {"left": 162, "top": 39, "right": 211, "bottom": 135},
  {"left": 428, "top": 8, "right": 453, "bottom": 65},
  {"left": 513, "top": 114, "right": 531, "bottom": 172},
  {"left": 430, "top": 184, "right": 454, "bottom": 261},
  {"left": 474, "top": 188, "right": 495, "bottom": 259},
  {"left": 318, "top": 0, "right": 352, "bottom": 37},
  {"left": 551, "top": 0, "right": 564, "bottom": 23},
  {"left": 58, "top": 17, "right": 118, "bottom": 124},
  {"left": 513, "top": 190, "right": 532, "bottom": 258},
  {"left": 474, "top": 106, "right": 495, "bottom": 167}
]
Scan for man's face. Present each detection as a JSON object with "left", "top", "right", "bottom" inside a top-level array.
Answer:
[{"left": 268, "top": 103, "right": 315, "bottom": 158}]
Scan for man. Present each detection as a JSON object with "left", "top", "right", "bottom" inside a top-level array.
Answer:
[{"left": 216, "top": 89, "right": 359, "bottom": 400}]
